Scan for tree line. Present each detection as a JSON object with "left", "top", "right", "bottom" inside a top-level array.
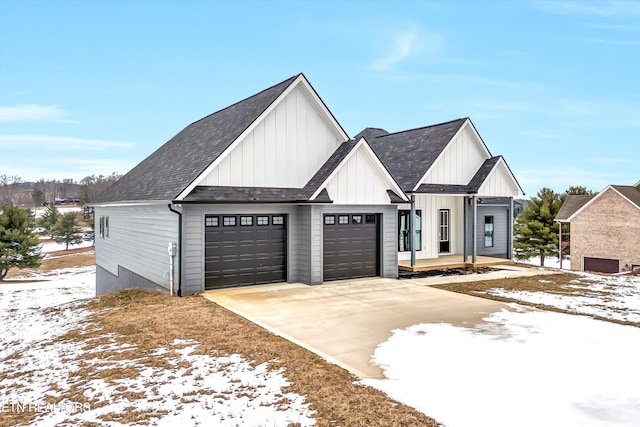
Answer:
[
  {"left": 0, "top": 204, "right": 90, "bottom": 280},
  {"left": 0, "top": 172, "right": 121, "bottom": 207}
]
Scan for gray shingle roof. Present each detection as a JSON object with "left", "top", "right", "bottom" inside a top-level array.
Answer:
[
  {"left": 366, "top": 118, "right": 468, "bottom": 191},
  {"left": 412, "top": 156, "right": 502, "bottom": 194},
  {"left": 299, "top": 141, "right": 356, "bottom": 200},
  {"left": 180, "top": 186, "right": 309, "bottom": 203},
  {"left": 93, "top": 74, "right": 299, "bottom": 203},
  {"left": 353, "top": 128, "right": 389, "bottom": 141},
  {"left": 555, "top": 195, "right": 595, "bottom": 221}
]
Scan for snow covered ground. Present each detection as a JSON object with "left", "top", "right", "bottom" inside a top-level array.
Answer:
[
  {"left": 364, "top": 308, "right": 640, "bottom": 427},
  {"left": 519, "top": 255, "right": 571, "bottom": 270},
  {"left": 39, "top": 238, "right": 94, "bottom": 253},
  {"left": 485, "top": 272, "right": 640, "bottom": 324},
  {"left": 0, "top": 269, "right": 315, "bottom": 426}
]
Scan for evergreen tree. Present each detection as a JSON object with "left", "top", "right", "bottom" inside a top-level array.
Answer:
[
  {"left": 32, "top": 186, "right": 45, "bottom": 207},
  {"left": 0, "top": 205, "right": 43, "bottom": 280},
  {"left": 513, "top": 187, "right": 563, "bottom": 266},
  {"left": 51, "top": 212, "right": 83, "bottom": 250},
  {"left": 38, "top": 204, "right": 60, "bottom": 233}
]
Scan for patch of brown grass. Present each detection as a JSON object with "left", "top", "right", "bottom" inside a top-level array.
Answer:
[
  {"left": 4, "top": 247, "right": 94, "bottom": 280},
  {"left": 2, "top": 287, "right": 438, "bottom": 426},
  {"left": 433, "top": 273, "right": 640, "bottom": 328}
]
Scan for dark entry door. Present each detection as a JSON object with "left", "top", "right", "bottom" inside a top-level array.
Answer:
[
  {"left": 323, "top": 213, "right": 379, "bottom": 281},
  {"left": 205, "top": 214, "right": 286, "bottom": 289},
  {"left": 439, "top": 209, "right": 450, "bottom": 253}
]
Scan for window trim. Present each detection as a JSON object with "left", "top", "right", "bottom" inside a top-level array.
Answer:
[
  {"left": 205, "top": 215, "right": 219, "bottom": 227},
  {"left": 223, "top": 216, "right": 237, "bottom": 227},
  {"left": 257, "top": 216, "right": 269, "bottom": 226},
  {"left": 484, "top": 215, "right": 494, "bottom": 247},
  {"left": 324, "top": 215, "right": 336, "bottom": 225},
  {"left": 240, "top": 216, "right": 253, "bottom": 226}
]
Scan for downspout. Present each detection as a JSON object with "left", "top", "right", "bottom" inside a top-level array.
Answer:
[
  {"left": 167, "top": 204, "right": 183, "bottom": 297},
  {"left": 410, "top": 194, "right": 416, "bottom": 268}
]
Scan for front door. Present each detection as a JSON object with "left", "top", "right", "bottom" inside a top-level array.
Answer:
[{"left": 439, "top": 209, "right": 450, "bottom": 253}]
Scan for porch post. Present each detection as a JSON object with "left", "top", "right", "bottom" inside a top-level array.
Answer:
[
  {"left": 463, "top": 196, "right": 468, "bottom": 263},
  {"left": 472, "top": 196, "right": 477, "bottom": 264},
  {"left": 508, "top": 197, "right": 514, "bottom": 260},
  {"left": 410, "top": 194, "right": 416, "bottom": 268},
  {"left": 558, "top": 222, "right": 563, "bottom": 269}
]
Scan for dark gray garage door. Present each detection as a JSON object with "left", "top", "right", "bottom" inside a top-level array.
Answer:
[
  {"left": 323, "top": 213, "right": 379, "bottom": 281},
  {"left": 584, "top": 257, "right": 619, "bottom": 274},
  {"left": 205, "top": 214, "right": 286, "bottom": 290}
]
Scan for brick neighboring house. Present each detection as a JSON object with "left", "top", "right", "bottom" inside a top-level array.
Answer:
[{"left": 555, "top": 184, "right": 640, "bottom": 274}]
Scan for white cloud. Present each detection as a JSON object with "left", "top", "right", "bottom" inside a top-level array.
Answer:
[
  {"left": 0, "top": 104, "right": 67, "bottom": 122},
  {"left": 0, "top": 134, "right": 134, "bottom": 150},
  {"left": 372, "top": 26, "right": 442, "bottom": 71}
]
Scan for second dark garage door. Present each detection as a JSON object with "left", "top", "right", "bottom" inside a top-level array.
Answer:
[
  {"left": 205, "top": 214, "right": 286, "bottom": 290},
  {"left": 323, "top": 213, "right": 379, "bottom": 281}
]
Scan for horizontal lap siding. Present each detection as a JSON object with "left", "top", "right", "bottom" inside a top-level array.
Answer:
[
  {"left": 466, "top": 205, "right": 509, "bottom": 258},
  {"left": 94, "top": 204, "right": 178, "bottom": 291}
]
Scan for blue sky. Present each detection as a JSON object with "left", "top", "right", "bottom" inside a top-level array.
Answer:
[{"left": 1, "top": 0, "right": 638, "bottom": 197}]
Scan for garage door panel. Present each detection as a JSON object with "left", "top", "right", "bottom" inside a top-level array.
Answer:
[
  {"left": 323, "top": 214, "right": 379, "bottom": 281},
  {"left": 205, "top": 215, "right": 286, "bottom": 290}
]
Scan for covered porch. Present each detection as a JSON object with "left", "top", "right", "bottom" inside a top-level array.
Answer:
[{"left": 398, "top": 254, "right": 514, "bottom": 272}]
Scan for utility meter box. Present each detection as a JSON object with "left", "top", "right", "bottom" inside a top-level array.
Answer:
[{"left": 168, "top": 242, "right": 177, "bottom": 256}]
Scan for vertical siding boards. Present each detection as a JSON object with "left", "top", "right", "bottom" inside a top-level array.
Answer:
[
  {"left": 397, "top": 195, "right": 464, "bottom": 260},
  {"left": 199, "top": 85, "right": 342, "bottom": 189},
  {"left": 94, "top": 204, "right": 178, "bottom": 292},
  {"left": 422, "top": 126, "right": 486, "bottom": 185}
]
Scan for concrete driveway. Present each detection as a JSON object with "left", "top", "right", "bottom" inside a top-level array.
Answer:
[{"left": 202, "top": 276, "right": 513, "bottom": 378}]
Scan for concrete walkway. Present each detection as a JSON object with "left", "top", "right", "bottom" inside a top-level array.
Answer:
[{"left": 202, "top": 266, "right": 557, "bottom": 379}]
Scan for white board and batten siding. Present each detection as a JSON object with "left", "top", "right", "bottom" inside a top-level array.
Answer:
[
  {"left": 324, "top": 145, "right": 395, "bottom": 205},
  {"left": 199, "top": 84, "right": 343, "bottom": 189},
  {"left": 94, "top": 204, "right": 178, "bottom": 291},
  {"left": 420, "top": 124, "right": 487, "bottom": 186},
  {"left": 478, "top": 161, "right": 521, "bottom": 197},
  {"left": 398, "top": 195, "right": 464, "bottom": 260}
]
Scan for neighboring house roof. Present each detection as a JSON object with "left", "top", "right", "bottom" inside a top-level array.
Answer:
[
  {"left": 556, "top": 185, "right": 640, "bottom": 222},
  {"left": 94, "top": 74, "right": 300, "bottom": 203},
  {"left": 555, "top": 195, "right": 595, "bottom": 221},
  {"left": 366, "top": 118, "right": 468, "bottom": 191}
]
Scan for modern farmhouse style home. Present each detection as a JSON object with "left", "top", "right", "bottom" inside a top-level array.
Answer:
[{"left": 92, "top": 73, "right": 523, "bottom": 295}]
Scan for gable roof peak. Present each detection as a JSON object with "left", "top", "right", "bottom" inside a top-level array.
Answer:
[{"left": 376, "top": 117, "right": 468, "bottom": 139}]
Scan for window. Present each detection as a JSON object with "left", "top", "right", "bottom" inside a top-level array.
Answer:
[
  {"left": 99, "top": 216, "right": 105, "bottom": 238},
  {"left": 223, "top": 216, "right": 236, "bottom": 226},
  {"left": 257, "top": 216, "right": 269, "bottom": 226},
  {"left": 240, "top": 216, "right": 253, "bottom": 226},
  {"left": 205, "top": 216, "right": 219, "bottom": 227},
  {"left": 105, "top": 216, "right": 109, "bottom": 237},
  {"left": 484, "top": 215, "right": 494, "bottom": 247},
  {"left": 398, "top": 210, "right": 421, "bottom": 252},
  {"left": 352, "top": 215, "right": 362, "bottom": 224},
  {"left": 365, "top": 214, "right": 376, "bottom": 224},
  {"left": 324, "top": 215, "right": 335, "bottom": 225},
  {"left": 338, "top": 215, "right": 349, "bottom": 224},
  {"left": 272, "top": 215, "right": 284, "bottom": 225}
]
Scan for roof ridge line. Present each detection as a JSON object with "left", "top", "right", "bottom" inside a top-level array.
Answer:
[
  {"left": 189, "top": 74, "right": 300, "bottom": 126},
  {"left": 375, "top": 117, "right": 468, "bottom": 138}
]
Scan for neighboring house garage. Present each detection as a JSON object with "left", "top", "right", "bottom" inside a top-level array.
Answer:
[{"left": 556, "top": 184, "right": 640, "bottom": 274}]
